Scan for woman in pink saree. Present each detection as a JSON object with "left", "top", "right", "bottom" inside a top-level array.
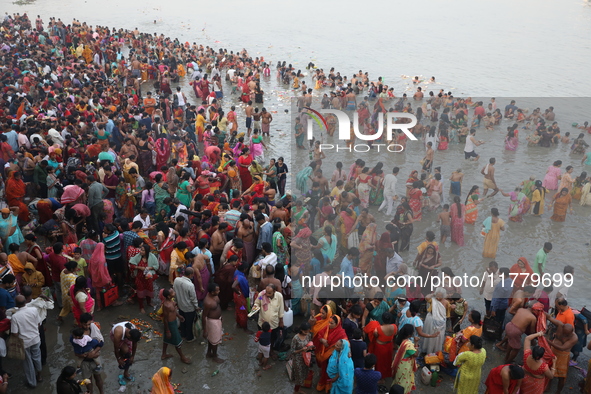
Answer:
[
  {"left": 88, "top": 243, "right": 111, "bottom": 310},
  {"left": 155, "top": 134, "right": 170, "bottom": 171},
  {"left": 504, "top": 129, "right": 518, "bottom": 151},
  {"left": 70, "top": 276, "right": 95, "bottom": 325},
  {"left": 60, "top": 185, "right": 85, "bottom": 205},
  {"left": 450, "top": 196, "right": 466, "bottom": 246}
]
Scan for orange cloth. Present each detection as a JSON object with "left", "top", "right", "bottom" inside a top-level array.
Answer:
[
  {"left": 150, "top": 367, "right": 174, "bottom": 394},
  {"left": 557, "top": 307, "right": 575, "bottom": 326},
  {"left": 5, "top": 172, "right": 29, "bottom": 222}
]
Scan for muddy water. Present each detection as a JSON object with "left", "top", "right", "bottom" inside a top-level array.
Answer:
[{"left": 4, "top": 0, "right": 591, "bottom": 392}]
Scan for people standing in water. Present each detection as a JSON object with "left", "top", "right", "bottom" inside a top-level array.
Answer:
[{"left": 3, "top": 13, "right": 591, "bottom": 394}]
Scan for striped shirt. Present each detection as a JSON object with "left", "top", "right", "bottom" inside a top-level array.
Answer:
[{"left": 104, "top": 231, "right": 121, "bottom": 260}]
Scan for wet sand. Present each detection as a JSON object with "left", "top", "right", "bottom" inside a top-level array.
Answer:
[{"left": 6, "top": 282, "right": 589, "bottom": 393}]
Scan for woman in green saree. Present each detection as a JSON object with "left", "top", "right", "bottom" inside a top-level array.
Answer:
[
  {"left": 272, "top": 222, "right": 289, "bottom": 267},
  {"left": 154, "top": 173, "right": 171, "bottom": 215}
]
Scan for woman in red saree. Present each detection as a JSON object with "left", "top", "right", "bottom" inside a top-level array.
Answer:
[
  {"left": 70, "top": 276, "right": 95, "bottom": 325},
  {"left": 521, "top": 332, "right": 554, "bottom": 394},
  {"left": 310, "top": 304, "right": 347, "bottom": 393},
  {"left": 237, "top": 148, "right": 253, "bottom": 191},
  {"left": 405, "top": 170, "right": 419, "bottom": 197},
  {"left": 6, "top": 170, "right": 29, "bottom": 221},
  {"left": 232, "top": 263, "right": 250, "bottom": 331},
  {"left": 155, "top": 135, "right": 170, "bottom": 171},
  {"left": 408, "top": 181, "right": 423, "bottom": 221},
  {"left": 510, "top": 257, "right": 533, "bottom": 292},
  {"left": 363, "top": 312, "right": 397, "bottom": 381}
]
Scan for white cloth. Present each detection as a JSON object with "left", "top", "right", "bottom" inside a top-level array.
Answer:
[
  {"left": 382, "top": 174, "right": 398, "bottom": 196},
  {"left": 386, "top": 253, "right": 404, "bottom": 274},
  {"left": 258, "top": 252, "right": 278, "bottom": 272},
  {"left": 11, "top": 306, "right": 41, "bottom": 347},
  {"left": 464, "top": 135, "right": 476, "bottom": 153},
  {"left": 73, "top": 334, "right": 94, "bottom": 348},
  {"left": 25, "top": 297, "right": 54, "bottom": 322},
  {"left": 133, "top": 214, "right": 150, "bottom": 229},
  {"left": 482, "top": 271, "right": 501, "bottom": 301}
]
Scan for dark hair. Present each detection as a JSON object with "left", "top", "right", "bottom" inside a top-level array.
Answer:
[
  {"left": 65, "top": 260, "right": 78, "bottom": 272},
  {"left": 469, "top": 335, "right": 483, "bottom": 349},
  {"left": 395, "top": 324, "right": 415, "bottom": 346},
  {"left": 208, "top": 282, "right": 219, "bottom": 293},
  {"left": 72, "top": 327, "right": 85, "bottom": 337},
  {"left": 364, "top": 353, "right": 377, "bottom": 369},
  {"left": 352, "top": 328, "right": 363, "bottom": 340},
  {"left": 532, "top": 345, "right": 546, "bottom": 360},
  {"left": 350, "top": 304, "right": 362, "bottom": 317},
  {"left": 298, "top": 322, "right": 311, "bottom": 334},
  {"left": 59, "top": 365, "right": 77, "bottom": 381},
  {"left": 129, "top": 328, "right": 142, "bottom": 342},
  {"left": 80, "top": 313, "right": 93, "bottom": 324},
  {"left": 382, "top": 312, "right": 393, "bottom": 324},
  {"left": 509, "top": 364, "right": 525, "bottom": 380},
  {"left": 470, "top": 310, "right": 481, "bottom": 324}
]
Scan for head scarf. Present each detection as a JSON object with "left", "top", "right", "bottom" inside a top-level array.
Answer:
[
  {"left": 88, "top": 243, "right": 111, "bottom": 288},
  {"left": 60, "top": 185, "right": 85, "bottom": 205},
  {"left": 294, "top": 227, "right": 312, "bottom": 239},
  {"left": 413, "top": 244, "right": 439, "bottom": 270},
  {"left": 510, "top": 257, "right": 533, "bottom": 289},
  {"left": 327, "top": 339, "right": 354, "bottom": 392},
  {"left": 311, "top": 302, "right": 335, "bottom": 336},
  {"left": 151, "top": 367, "right": 174, "bottom": 394},
  {"left": 359, "top": 223, "right": 377, "bottom": 253}
]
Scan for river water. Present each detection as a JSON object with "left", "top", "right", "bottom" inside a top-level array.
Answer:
[{"left": 5, "top": 0, "right": 591, "bottom": 392}]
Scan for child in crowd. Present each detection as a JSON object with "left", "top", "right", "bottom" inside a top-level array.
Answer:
[
  {"left": 70, "top": 327, "right": 103, "bottom": 373},
  {"left": 254, "top": 321, "right": 272, "bottom": 370}
]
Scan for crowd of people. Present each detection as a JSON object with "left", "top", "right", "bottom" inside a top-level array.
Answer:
[{"left": 0, "top": 11, "right": 590, "bottom": 394}]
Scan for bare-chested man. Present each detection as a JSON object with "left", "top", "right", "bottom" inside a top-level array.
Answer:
[
  {"left": 210, "top": 222, "right": 228, "bottom": 270},
  {"left": 449, "top": 169, "right": 464, "bottom": 196},
  {"left": 496, "top": 285, "right": 536, "bottom": 352},
  {"left": 258, "top": 265, "right": 283, "bottom": 294},
  {"left": 261, "top": 108, "right": 273, "bottom": 136},
  {"left": 202, "top": 282, "right": 224, "bottom": 363},
  {"left": 269, "top": 202, "right": 288, "bottom": 223},
  {"left": 236, "top": 218, "right": 255, "bottom": 264},
  {"left": 422, "top": 142, "right": 434, "bottom": 173},
  {"left": 546, "top": 312, "right": 578, "bottom": 394},
  {"left": 245, "top": 101, "right": 253, "bottom": 136},
  {"left": 312, "top": 169, "right": 329, "bottom": 195},
  {"left": 437, "top": 204, "right": 451, "bottom": 244},
  {"left": 502, "top": 303, "right": 538, "bottom": 363},
  {"left": 353, "top": 208, "right": 375, "bottom": 236},
  {"left": 131, "top": 56, "right": 141, "bottom": 79},
  {"left": 161, "top": 288, "right": 191, "bottom": 364},
  {"left": 482, "top": 157, "right": 500, "bottom": 197}
]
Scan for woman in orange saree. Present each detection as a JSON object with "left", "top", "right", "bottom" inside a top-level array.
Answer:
[
  {"left": 464, "top": 186, "right": 481, "bottom": 225},
  {"left": 310, "top": 308, "right": 348, "bottom": 393},
  {"left": 6, "top": 170, "right": 29, "bottom": 221},
  {"left": 510, "top": 257, "right": 533, "bottom": 292}
]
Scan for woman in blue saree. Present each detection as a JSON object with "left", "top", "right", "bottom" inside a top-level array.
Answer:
[{"left": 327, "top": 339, "right": 354, "bottom": 394}]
